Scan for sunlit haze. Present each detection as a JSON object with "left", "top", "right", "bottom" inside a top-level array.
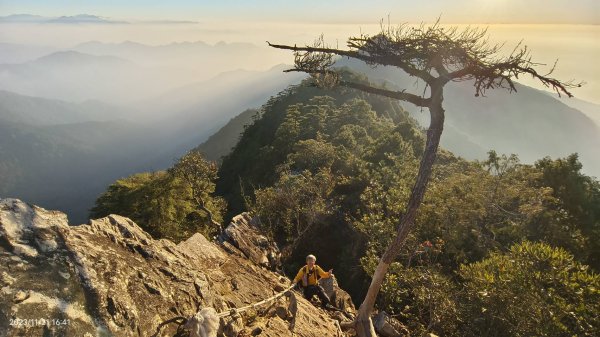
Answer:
[{"left": 1, "top": 1, "right": 599, "bottom": 97}]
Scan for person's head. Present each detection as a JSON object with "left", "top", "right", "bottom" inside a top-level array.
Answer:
[{"left": 306, "top": 254, "right": 316, "bottom": 267}]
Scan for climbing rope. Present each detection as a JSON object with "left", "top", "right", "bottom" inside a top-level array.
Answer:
[
  {"left": 216, "top": 284, "right": 295, "bottom": 318},
  {"left": 152, "top": 283, "right": 354, "bottom": 336},
  {"left": 151, "top": 285, "right": 295, "bottom": 337}
]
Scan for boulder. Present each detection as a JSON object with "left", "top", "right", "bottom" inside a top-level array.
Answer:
[
  {"left": 319, "top": 276, "right": 356, "bottom": 315},
  {"left": 222, "top": 213, "right": 281, "bottom": 271},
  {"left": 0, "top": 198, "right": 67, "bottom": 258},
  {"left": 373, "top": 311, "right": 409, "bottom": 337}
]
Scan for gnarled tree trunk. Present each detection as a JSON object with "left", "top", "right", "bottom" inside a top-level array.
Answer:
[{"left": 354, "top": 84, "right": 445, "bottom": 337}]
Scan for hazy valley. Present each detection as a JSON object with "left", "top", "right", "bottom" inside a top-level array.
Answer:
[{"left": 0, "top": 40, "right": 304, "bottom": 222}]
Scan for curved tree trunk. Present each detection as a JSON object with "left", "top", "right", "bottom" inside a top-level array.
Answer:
[
  {"left": 197, "top": 196, "right": 222, "bottom": 233},
  {"left": 354, "top": 85, "right": 446, "bottom": 337}
]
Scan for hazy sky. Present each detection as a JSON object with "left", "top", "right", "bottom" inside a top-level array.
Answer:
[
  {"left": 1, "top": 0, "right": 599, "bottom": 24},
  {"left": 1, "top": 1, "right": 599, "bottom": 103}
]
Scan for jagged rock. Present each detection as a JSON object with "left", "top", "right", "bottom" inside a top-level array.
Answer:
[
  {"left": 319, "top": 276, "right": 356, "bottom": 315},
  {"left": 373, "top": 311, "right": 409, "bottom": 337},
  {"left": 0, "top": 198, "right": 67, "bottom": 257},
  {"left": 0, "top": 199, "right": 347, "bottom": 337},
  {"left": 179, "top": 233, "right": 226, "bottom": 262},
  {"left": 223, "top": 213, "right": 281, "bottom": 271},
  {"left": 221, "top": 315, "right": 245, "bottom": 337},
  {"left": 220, "top": 240, "right": 246, "bottom": 259},
  {"left": 1, "top": 272, "right": 16, "bottom": 286},
  {"left": 13, "top": 290, "right": 29, "bottom": 304}
]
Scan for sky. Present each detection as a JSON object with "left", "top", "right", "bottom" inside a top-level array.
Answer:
[
  {"left": 0, "top": 1, "right": 598, "bottom": 103},
  {"left": 0, "top": 0, "right": 599, "bottom": 24}
]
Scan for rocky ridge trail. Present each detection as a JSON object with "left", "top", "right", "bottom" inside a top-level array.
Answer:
[{"left": 0, "top": 198, "right": 354, "bottom": 337}]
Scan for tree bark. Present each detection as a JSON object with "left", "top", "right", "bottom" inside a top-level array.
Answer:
[
  {"left": 354, "top": 84, "right": 446, "bottom": 337},
  {"left": 197, "top": 195, "right": 222, "bottom": 233}
]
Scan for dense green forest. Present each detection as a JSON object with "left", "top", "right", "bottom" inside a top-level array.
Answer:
[{"left": 93, "top": 78, "right": 599, "bottom": 336}]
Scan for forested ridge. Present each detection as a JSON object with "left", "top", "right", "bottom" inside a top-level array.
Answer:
[{"left": 93, "top": 77, "right": 599, "bottom": 336}]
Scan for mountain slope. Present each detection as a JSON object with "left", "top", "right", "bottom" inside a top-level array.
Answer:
[
  {"left": 71, "top": 40, "right": 289, "bottom": 81},
  {"left": 335, "top": 59, "right": 600, "bottom": 176},
  {"left": 193, "top": 62, "right": 600, "bottom": 177},
  {"left": 194, "top": 108, "right": 259, "bottom": 162},
  {"left": 0, "top": 42, "right": 57, "bottom": 64},
  {"left": 0, "top": 90, "right": 127, "bottom": 125},
  {"left": 0, "top": 51, "right": 192, "bottom": 104},
  {"left": 552, "top": 94, "right": 600, "bottom": 127},
  {"left": 0, "top": 117, "right": 157, "bottom": 223}
]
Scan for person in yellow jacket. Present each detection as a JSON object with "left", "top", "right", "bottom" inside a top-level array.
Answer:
[{"left": 292, "top": 254, "right": 333, "bottom": 308}]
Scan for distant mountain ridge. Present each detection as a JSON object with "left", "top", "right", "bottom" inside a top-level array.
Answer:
[
  {"left": 69, "top": 39, "right": 279, "bottom": 75},
  {"left": 0, "top": 42, "right": 58, "bottom": 64},
  {"left": 0, "top": 50, "right": 189, "bottom": 104},
  {"left": 551, "top": 93, "right": 600, "bottom": 127},
  {"left": 0, "top": 13, "right": 198, "bottom": 25},
  {"left": 47, "top": 14, "right": 128, "bottom": 24},
  {"left": 0, "top": 14, "right": 127, "bottom": 24},
  {"left": 73, "top": 40, "right": 255, "bottom": 52},
  {"left": 0, "top": 41, "right": 295, "bottom": 104},
  {"left": 32, "top": 50, "right": 133, "bottom": 67},
  {"left": 333, "top": 59, "right": 600, "bottom": 177}
]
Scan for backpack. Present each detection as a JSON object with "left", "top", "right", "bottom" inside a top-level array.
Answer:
[{"left": 301, "top": 265, "right": 321, "bottom": 287}]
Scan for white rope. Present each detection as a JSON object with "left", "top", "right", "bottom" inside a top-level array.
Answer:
[
  {"left": 152, "top": 285, "right": 295, "bottom": 336},
  {"left": 216, "top": 284, "right": 295, "bottom": 318}
]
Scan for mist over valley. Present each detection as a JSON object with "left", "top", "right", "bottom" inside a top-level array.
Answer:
[{"left": 0, "top": 15, "right": 598, "bottom": 227}]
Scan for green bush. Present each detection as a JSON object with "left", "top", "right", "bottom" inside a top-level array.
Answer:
[
  {"left": 460, "top": 241, "right": 599, "bottom": 337},
  {"left": 91, "top": 151, "right": 225, "bottom": 242}
]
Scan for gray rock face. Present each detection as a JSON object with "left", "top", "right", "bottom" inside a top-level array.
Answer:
[
  {"left": 222, "top": 213, "right": 281, "bottom": 271},
  {"left": 0, "top": 198, "right": 67, "bottom": 257},
  {"left": 373, "top": 311, "right": 409, "bottom": 337},
  {"left": 320, "top": 276, "right": 356, "bottom": 315},
  {"left": 1, "top": 199, "right": 102, "bottom": 336},
  {"left": 0, "top": 199, "right": 348, "bottom": 337}
]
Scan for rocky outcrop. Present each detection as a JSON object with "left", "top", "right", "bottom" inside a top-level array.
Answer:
[
  {"left": 373, "top": 311, "right": 409, "bottom": 337},
  {"left": 222, "top": 213, "right": 281, "bottom": 271},
  {"left": 319, "top": 277, "right": 356, "bottom": 316},
  {"left": 0, "top": 199, "right": 349, "bottom": 337}
]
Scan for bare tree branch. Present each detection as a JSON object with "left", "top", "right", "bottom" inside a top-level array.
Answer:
[
  {"left": 281, "top": 67, "right": 430, "bottom": 107},
  {"left": 267, "top": 40, "right": 436, "bottom": 83}
]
